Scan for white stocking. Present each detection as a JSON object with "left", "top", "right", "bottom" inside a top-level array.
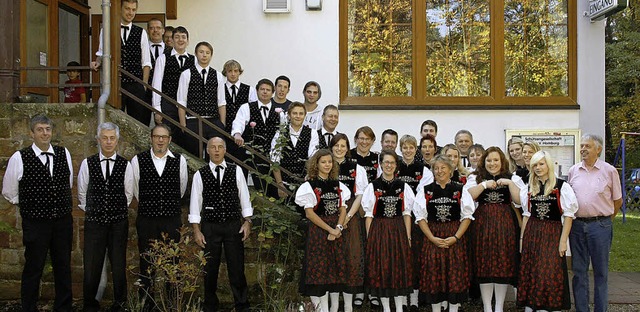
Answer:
[
  {"left": 319, "top": 293, "right": 330, "bottom": 312},
  {"left": 479, "top": 283, "right": 495, "bottom": 312},
  {"left": 329, "top": 292, "right": 340, "bottom": 312},
  {"left": 449, "top": 303, "right": 460, "bottom": 312},
  {"left": 394, "top": 296, "right": 404, "bottom": 312},
  {"left": 381, "top": 297, "right": 391, "bottom": 312},
  {"left": 524, "top": 307, "right": 534, "bottom": 312},
  {"left": 442, "top": 300, "right": 449, "bottom": 309},
  {"left": 410, "top": 289, "right": 419, "bottom": 306},
  {"left": 494, "top": 284, "right": 508, "bottom": 312},
  {"left": 310, "top": 296, "right": 322, "bottom": 312},
  {"left": 431, "top": 303, "right": 442, "bottom": 312},
  {"left": 343, "top": 293, "right": 353, "bottom": 312}
]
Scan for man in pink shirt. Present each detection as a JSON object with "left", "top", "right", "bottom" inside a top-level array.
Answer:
[{"left": 567, "top": 134, "right": 622, "bottom": 312}]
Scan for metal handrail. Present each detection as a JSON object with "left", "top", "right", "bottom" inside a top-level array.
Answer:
[
  {"left": 17, "top": 66, "right": 101, "bottom": 89},
  {"left": 118, "top": 67, "right": 300, "bottom": 196}
]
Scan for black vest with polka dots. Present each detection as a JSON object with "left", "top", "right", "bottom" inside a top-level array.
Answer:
[
  {"left": 338, "top": 158, "right": 359, "bottom": 194},
  {"left": 423, "top": 181, "right": 463, "bottom": 223},
  {"left": 279, "top": 125, "right": 312, "bottom": 182},
  {"left": 85, "top": 154, "right": 128, "bottom": 224},
  {"left": 18, "top": 146, "right": 72, "bottom": 220},
  {"left": 121, "top": 24, "right": 143, "bottom": 83},
  {"left": 528, "top": 178, "right": 565, "bottom": 221},
  {"left": 149, "top": 45, "right": 172, "bottom": 86},
  {"left": 224, "top": 83, "right": 250, "bottom": 133},
  {"left": 187, "top": 66, "right": 219, "bottom": 118},
  {"left": 199, "top": 164, "right": 241, "bottom": 223},
  {"left": 136, "top": 151, "right": 182, "bottom": 217},
  {"left": 160, "top": 53, "right": 194, "bottom": 116},
  {"left": 241, "top": 101, "right": 281, "bottom": 153},
  {"left": 307, "top": 178, "right": 342, "bottom": 216},
  {"left": 371, "top": 178, "right": 405, "bottom": 218}
]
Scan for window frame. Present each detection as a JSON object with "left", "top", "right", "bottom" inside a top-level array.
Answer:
[{"left": 338, "top": 0, "right": 578, "bottom": 108}]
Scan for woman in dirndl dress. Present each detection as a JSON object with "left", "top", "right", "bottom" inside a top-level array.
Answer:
[
  {"left": 329, "top": 133, "right": 368, "bottom": 312},
  {"left": 362, "top": 150, "right": 415, "bottom": 312},
  {"left": 295, "top": 149, "right": 351, "bottom": 312},
  {"left": 414, "top": 155, "right": 474, "bottom": 312},
  {"left": 517, "top": 151, "right": 578, "bottom": 312},
  {"left": 462, "top": 146, "right": 525, "bottom": 312},
  {"left": 516, "top": 141, "right": 541, "bottom": 184},
  {"left": 440, "top": 144, "right": 469, "bottom": 185}
]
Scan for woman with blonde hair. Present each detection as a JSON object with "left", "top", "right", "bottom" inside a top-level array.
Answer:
[
  {"left": 507, "top": 137, "right": 526, "bottom": 173},
  {"left": 440, "top": 144, "right": 469, "bottom": 184},
  {"left": 517, "top": 151, "right": 578, "bottom": 312},
  {"left": 516, "top": 142, "right": 541, "bottom": 183}
]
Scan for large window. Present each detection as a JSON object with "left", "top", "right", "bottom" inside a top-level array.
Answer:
[{"left": 339, "top": 0, "right": 576, "bottom": 107}]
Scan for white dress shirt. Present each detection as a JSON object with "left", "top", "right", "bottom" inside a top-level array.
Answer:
[
  {"left": 152, "top": 50, "right": 192, "bottom": 111},
  {"left": 130, "top": 149, "right": 188, "bottom": 200},
  {"left": 188, "top": 161, "right": 253, "bottom": 224},
  {"left": 176, "top": 63, "right": 227, "bottom": 109},
  {"left": 225, "top": 81, "right": 258, "bottom": 104},
  {"left": 96, "top": 22, "right": 152, "bottom": 69},
  {"left": 270, "top": 125, "right": 320, "bottom": 163},
  {"left": 231, "top": 101, "right": 286, "bottom": 136},
  {"left": 77, "top": 153, "right": 134, "bottom": 211},
  {"left": 149, "top": 41, "right": 166, "bottom": 60},
  {"left": 2, "top": 144, "right": 73, "bottom": 205}
]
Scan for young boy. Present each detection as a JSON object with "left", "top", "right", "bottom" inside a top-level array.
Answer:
[
  {"left": 176, "top": 41, "right": 226, "bottom": 158},
  {"left": 63, "top": 61, "right": 86, "bottom": 103},
  {"left": 222, "top": 60, "right": 257, "bottom": 135}
]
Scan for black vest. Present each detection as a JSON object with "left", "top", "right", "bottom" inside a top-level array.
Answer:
[
  {"left": 224, "top": 83, "right": 250, "bottom": 133},
  {"left": 241, "top": 102, "right": 281, "bottom": 154},
  {"left": 279, "top": 126, "right": 312, "bottom": 183},
  {"left": 371, "top": 178, "right": 406, "bottom": 218},
  {"left": 307, "top": 179, "right": 342, "bottom": 216},
  {"left": 477, "top": 175, "right": 513, "bottom": 205},
  {"left": 136, "top": 151, "right": 182, "bottom": 217},
  {"left": 149, "top": 44, "right": 171, "bottom": 86},
  {"left": 451, "top": 169, "right": 467, "bottom": 185},
  {"left": 338, "top": 158, "right": 359, "bottom": 194},
  {"left": 397, "top": 159, "right": 425, "bottom": 191},
  {"left": 161, "top": 53, "right": 194, "bottom": 118},
  {"left": 528, "top": 178, "right": 565, "bottom": 221},
  {"left": 199, "top": 164, "right": 242, "bottom": 223},
  {"left": 18, "top": 146, "right": 72, "bottom": 220},
  {"left": 85, "top": 154, "right": 128, "bottom": 224},
  {"left": 515, "top": 166, "right": 530, "bottom": 185},
  {"left": 121, "top": 24, "right": 144, "bottom": 83},
  {"left": 186, "top": 66, "right": 220, "bottom": 119},
  {"left": 422, "top": 181, "right": 463, "bottom": 223},
  {"left": 351, "top": 148, "right": 379, "bottom": 182},
  {"left": 317, "top": 130, "right": 340, "bottom": 150}
]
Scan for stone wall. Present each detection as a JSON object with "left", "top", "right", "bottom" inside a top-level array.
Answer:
[{"left": 0, "top": 103, "right": 215, "bottom": 303}]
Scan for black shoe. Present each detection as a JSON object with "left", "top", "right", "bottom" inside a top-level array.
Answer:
[{"left": 410, "top": 305, "right": 420, "bottom": 312}]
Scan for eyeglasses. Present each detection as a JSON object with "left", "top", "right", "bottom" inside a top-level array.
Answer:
[{"left": 152, "top": 135, "right": 170, "bottom": 140}]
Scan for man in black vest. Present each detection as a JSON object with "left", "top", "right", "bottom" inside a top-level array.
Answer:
[
  {"left": 77, "top": 122, "right": 133, "bottom": 312},
  {"left": 152, "top": 26, "right": 193, "bottom": 127},
  {"left": 176, "top": 41, "right": 227, "bottom": 158},
  {"left": 317, "top": 104, "right": 340, "bottom": 150},
  {"left": 91, "top": 0, "right": 152, "bottom": 126},
  {"left": 130, "top": 124, "right": 188, "bottom": 307},
  {"left": 190, "top": 137, "right": 253, "bottom": 312},
  {"left": 221, "top": 59, "right": 256, "bottom": 162},
  {"left": 2, "top": 115, "right": 74, "bottom": 312},
  {"left": 231, "top": 78, "right": 285, "bottom": 192},
  {"left": 147, "top": 18, "right": 171, "bottom": 108}
]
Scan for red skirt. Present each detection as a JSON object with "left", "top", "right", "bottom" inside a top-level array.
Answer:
[
  {"left": 342, "top": 212, "right": 365, "bottom": 292},
  {"left": 301, "top": 214, "right": 348, "bottom": 296},
  {"left": 419, "top": 221, "right": 470, "bottom": 304},
  {"left": 366, "top": 216, "right": 413, "bottom": 297},
  {"left": 517, "top": 218, "right": 571, "bottom": 310},
  {"left": 470, "top": 203, "right": 519, "bottom": 285}
]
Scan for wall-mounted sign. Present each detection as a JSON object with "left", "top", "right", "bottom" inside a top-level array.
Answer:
[{"left": 589, "top": 0, "right": 628, "bottom": 22}]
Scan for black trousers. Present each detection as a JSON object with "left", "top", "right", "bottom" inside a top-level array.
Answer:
[
  {"left": 201, "top": 220, "right": 249, "bottom": 312},
  {"left": 184, "top": 117, "right": 224, "bottom": 159},
  {"left": 83, "top": 219, "right": 129, "bottom": 312},
  {"left": 121, "top": 81, "right": 151, "bottom": 126},
  {"left": 135, "top": 215, "right": 182, "bottom": 299},
  {"left": 21, "top": 214, "right": 73, "bottom": 312}
]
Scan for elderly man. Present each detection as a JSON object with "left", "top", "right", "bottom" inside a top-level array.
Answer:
[{"left": 568, "top": 134, "right": 622, "bottom": 312}]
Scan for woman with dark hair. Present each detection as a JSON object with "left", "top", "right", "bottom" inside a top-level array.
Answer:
[
  {"left": 414, "top": 155, "right": 474, "bottom": 312},
  {"left": 295, "top": 149, "right": 351, "bottom": 312},
  {"left": 351, "top": 126, "right": 379, "bottom": 182},
  {"left": 440, "top": 144, "right": 469, "bottom": 185},
  {"left": 462, "top": 146, "right": 525, "bottom": 312},
  {"left": 329, "top": 133, "right": 368, "bottom": 312},
  {"left": 467, "top": 144, "right": 485, "bottom": 172},
  {"left": 517, "top": 151, "right": 577, "bottom": 312},
  {"left": 420, "top": 135, "right": 438, "bottom": 169},
  {"left": 362, "top": 150, "right": 415, "bottom": 312}
]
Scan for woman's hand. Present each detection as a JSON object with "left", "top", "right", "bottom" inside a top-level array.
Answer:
[
  {"left": 496, "top": 178, "right": 512, "bottom": 187},
  {"left": 559, "top": 239, "right": 568, "bottom": 257}
]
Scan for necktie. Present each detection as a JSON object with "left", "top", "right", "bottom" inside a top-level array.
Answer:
[
  {"left": 325, "top": 133, "right": 334, "bottom": 145},
  {"left": 215, "top": 165, "right": 223, "bottom": 187},
  {"left": 41, "top": 152, "right": 54, "bottom": 176},
  {"left": 178, "top": 55, "right": 187, "bottom": 68},
  {"left": 152, "top": 44, "right": 160, "bottom": 59},
  {"left": 261, "top": 106, "right": 269, "bottom": 121},
  {"left": 231, "top": 84, "right": 237, "bottom": 104},
  {"left": 201, "top": 69, "right": 207, "bottom": 87},
  {"left": 102, "top": 158, "right": 114, "bottom": 183},
  {"left": 121, "top": 25, "right": 129, "bottom": 44},
  {"left": 461, "top": 156, "right": 468, "bottom": 167}
]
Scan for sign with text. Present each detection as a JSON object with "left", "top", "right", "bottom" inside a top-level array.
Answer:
[{"left": 589, "top": 0, "right": 628, "bottom": 21}]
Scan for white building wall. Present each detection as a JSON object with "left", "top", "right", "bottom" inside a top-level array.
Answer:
[{"left": 89, "top": 0, "right": 604, "bottom": 153}]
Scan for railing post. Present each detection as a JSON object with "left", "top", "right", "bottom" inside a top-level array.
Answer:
[
  {"left": 621, "top": 133, "right": 626, "bottom": 223},
  {"left": 97, "top": 0, "right": 112, "bottom": 125}
]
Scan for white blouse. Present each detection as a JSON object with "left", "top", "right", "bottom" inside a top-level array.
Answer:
[
  {"left": 295, "top": 180, "right": 352, "bottom": 209},
  {"left": 521, "top": 180, "right": 579, "bottom": 219},
  {"left": 361, "top": 181, "right": 416, "bottom": 218},
  {"left": 461, "top": 174, "right": 527, "bottom": 214},
  {"left": 413, "top": 182, "right": 475, "bottom": 222}
]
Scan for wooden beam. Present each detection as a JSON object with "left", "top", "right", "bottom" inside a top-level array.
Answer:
[{"left": 166, "top": 0, "right": 177, "bottom": 19}]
